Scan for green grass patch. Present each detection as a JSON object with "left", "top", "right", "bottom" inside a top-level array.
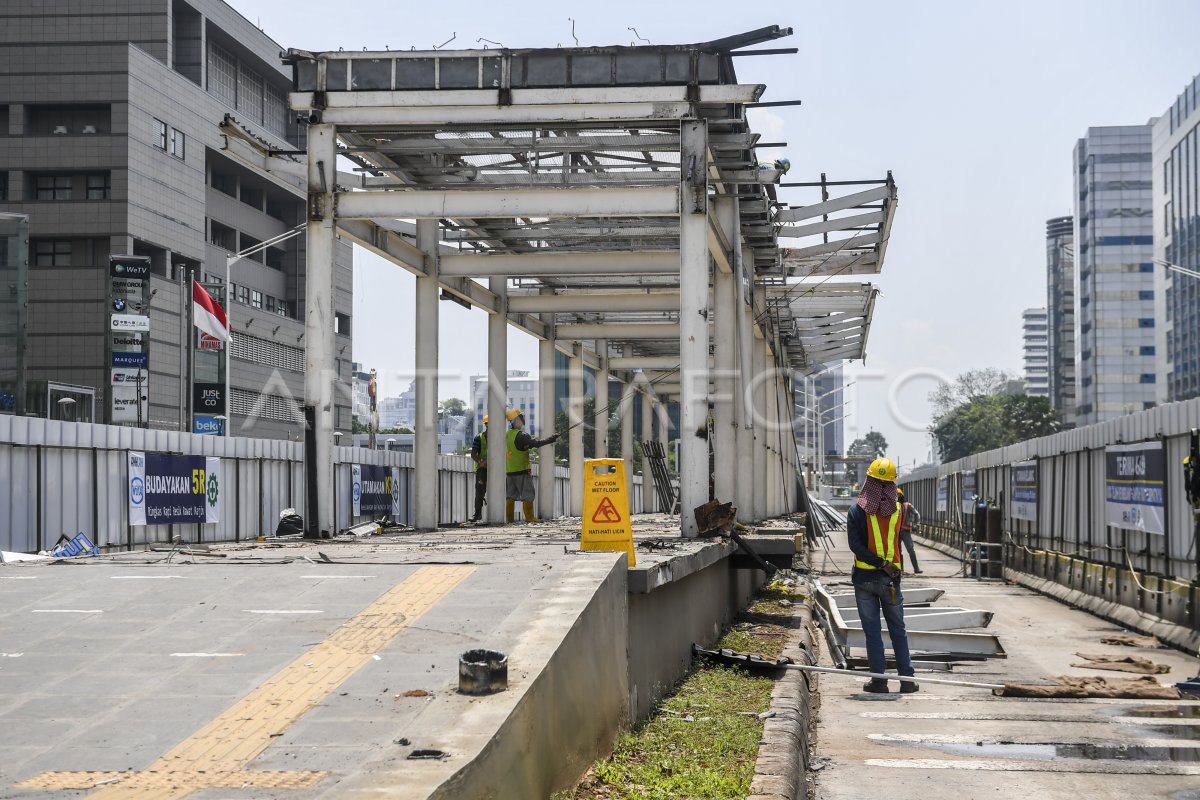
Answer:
[{"left": 558, "top": 580, "right": 800, "bottom": 799}]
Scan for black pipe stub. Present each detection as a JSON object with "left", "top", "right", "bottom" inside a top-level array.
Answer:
[{"left": 458, "top": 649, "right": 508, "bottom": 695}]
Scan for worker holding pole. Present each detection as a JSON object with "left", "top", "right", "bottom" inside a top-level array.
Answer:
[
  {"left": 504, "top": 408, "right": 558, "bottom": 524},
  {"left": 848, "top": 458, "right": 917, "bottom": 693}
]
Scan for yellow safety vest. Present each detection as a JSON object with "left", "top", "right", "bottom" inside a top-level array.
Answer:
[{"left": 854, "top": 502, "right": 902, "bottom": 571}]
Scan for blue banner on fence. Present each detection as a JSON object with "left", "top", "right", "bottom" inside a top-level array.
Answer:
[
  {"left": 128, "top": 451, "right": 222, "bottom": 526},
  {"left": 1104, "top": 442, "right": 1165, "bottom": 535},
  {"left": 351, "top": 464, "right": 400, "bottom": 517},
  {"left": 1010, "top": 460, "right": 1037, "bottom": 522}
]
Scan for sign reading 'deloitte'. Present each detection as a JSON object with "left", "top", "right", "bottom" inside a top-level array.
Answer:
[
  {"left": 1104, "top": 442, "right": 1165, "bottom": 535},
  {"left": 351, "top": 464, "right": 401, "bottom": 517},
  {"left": 128, "top": 451, "right": 222, "bottom": 526},
  {"left": 1009, "top": 460, "right": 1038, "bottom": 522}
]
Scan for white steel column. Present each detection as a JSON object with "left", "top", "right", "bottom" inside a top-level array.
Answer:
[
  {"left": 766, "top": 347, "right": 778, "bottom": 517},
  {"left": 486, "top": 277, "right": 508, "bottom": 524},
  {"left": 735, "top": 260, "right": 756, "bottom": 522},
  {"left": 679, "top": 118, "right": 710, "bottom": 537},
  {"left": 568, "top": 348, "right": 585, "bottom": 517},
  {"left": 595, "top": 340, "right": 609, "bottom": 458},
  {"left": 413, "top": 218, "right": 440, "bottom": 530},
  {"left": 620, "top": 348, "right": 635, "bottom": 499},
  {"left": 302, "top": 123, "right": 337, "bottom": 538},
  {"left": 753, "top": 331, "right": 768, "bottom": 521},
  {"left": 537, "top": 336, "right": 557, "bottom": 520},
  {"left": 641, "top": 390, "right": 655, "bottom": 513},
  {"left": 713, "top": 197, "right": 738, "bottom": 505}
]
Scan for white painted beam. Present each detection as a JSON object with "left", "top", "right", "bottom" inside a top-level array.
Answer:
[
  {"left": 607, "top": 356, "right": 680, "bottom": 371},
  {"left": 506, "top": 291, "right": 679, "bottom": 314},
  {"left": 555, "top": 322, "right": 681, "bottom": 340},
  {"left": 778, "top": 210, "right": 884, "bottom": 239},
  {"left": 784, "top": 231, "right": 881, "bottom": 260},
  {"left": 441, "top": 250, "right": 679, "bottom": 277},
  {"left": 336, "top": 186, "right": 679, "bottom": 220},
  {"left": 486, "top": 278, "right": 508, "bottom": 525},
  {"left": 775, "top": 185, "right": 891, "bottom": 223},
  {"left": 413, "top": 218, "right": 440, "bottom": 530},
  {"left": 537, "top": 333, "right": 557, "bottom": 520},
  {"left": 293, "top": 84, "right": 763, "bottom": 110}
]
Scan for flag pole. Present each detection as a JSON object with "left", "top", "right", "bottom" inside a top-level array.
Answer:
[{"left": 187, "top": 267, "right": 195, "bottom": 433}]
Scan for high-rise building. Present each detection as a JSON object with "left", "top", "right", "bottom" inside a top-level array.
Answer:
[
  {"left": 1073, "top": 125, "right": 1157, "bottom": 424},
  {"left": 1045, "top": 216, "right": 1076, "bottom": 425},
  {"left": 351, "top": 362, "right": 371, "bottom": 422},
  {"left": 1152, "top": 74, "right": 1200, "bottom": 403},
  {"left": 0, "top": 0, "right": 354, "bottom": 438},
  {"left": 470, "top": 371, "right": 540, "bottom": 436},
  {"left": 1022, "top": 308, "right": 1050, "bottom": 397}
]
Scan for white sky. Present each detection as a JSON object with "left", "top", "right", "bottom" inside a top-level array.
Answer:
[{"left": 227, "top": 0, "right": 1200, "bottom": 467}]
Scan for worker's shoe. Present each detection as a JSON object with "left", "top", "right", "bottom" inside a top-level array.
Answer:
[
  {"left": 862, "top": 679, "right": 890, "bottom": 694},
  {"left": 899, "top": 680, "right": 920, "bottom": 694},
  {"left": 504, "top": 499, "right": 515, "bottom": 525},
  {"left": 521, "top": 501, "right": 541, "bottom": 524}
]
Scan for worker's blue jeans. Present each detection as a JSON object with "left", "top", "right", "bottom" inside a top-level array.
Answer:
[{"left": 853, "top": 574, "right": 914, "bottom": 678}]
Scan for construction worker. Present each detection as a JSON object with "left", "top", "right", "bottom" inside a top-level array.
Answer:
[
  {"left": 505, "top": 408, "right": 558, "bottom": 524},
  {"left": 469, "top": 415, "right": 488, "bottom": 523},
  {"left": 897, "top": 487, "right": 923, "bottom": 574},
  {"left": 847, "top": 457, "right": 916, "bottom": 694}
]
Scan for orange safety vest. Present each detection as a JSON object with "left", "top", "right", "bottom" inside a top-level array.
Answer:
[
  {"left": 854, "top": 502, "right": 902, "bottom": 571},
  {"left": 899, "top": 502, "right": 912, "bottom": 531}
]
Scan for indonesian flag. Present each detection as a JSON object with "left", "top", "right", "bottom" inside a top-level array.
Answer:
[{"left": 192, "top": 280, "right": 229, "bottom": 341}]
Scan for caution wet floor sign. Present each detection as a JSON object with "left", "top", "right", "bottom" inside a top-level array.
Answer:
[{"left": 581, "top": 458, "right": 635, "bottom": 567}]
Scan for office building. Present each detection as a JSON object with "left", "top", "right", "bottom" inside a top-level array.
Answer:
[
  {"left": 470, "top": 370, "right": 540, "bottom": 436},
  {"left": 1152, "top": 74, "right": 1200, "bottom": 402},
  {"left": 1072, "top": 125, "right": 1157, "bottom": 424},
  {"left": 1045, "top": 216, "right": 1076, "bottom": 425},
  {"left": 0, "top": 0, "right": 354, "bottom": 438},
  {"left": 1022, "top": 308, "right": 1050, "bottom": 397}
]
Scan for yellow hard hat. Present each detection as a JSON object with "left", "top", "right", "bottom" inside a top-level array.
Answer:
[
  {"left": 867, "top": 457, "right": 898, "bottom": 483},
  {"left": 896, "top": 487, "right": 905, "bottom": 499},
  {"left": 482, "top": 414, "right": 489, "bottom": 425},
  {"left": 506, "top": 408, "right": 522, "bottom": 422}
]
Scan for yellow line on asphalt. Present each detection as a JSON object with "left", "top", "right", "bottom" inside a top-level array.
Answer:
[{"left": 16, "top": 565, "right": 475, "bottom": 799}]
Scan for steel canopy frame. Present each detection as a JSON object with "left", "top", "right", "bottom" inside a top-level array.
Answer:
[{"left": 283, "top": 27, "right": 895, "bottom": 537}]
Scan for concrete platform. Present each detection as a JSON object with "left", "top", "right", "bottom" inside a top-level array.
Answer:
[
  {"left": 810, "top": 532, "right": 1200, "bottom": 800},
  {"left": 0, "top": 516, "right": 784, "bottom": 799}
]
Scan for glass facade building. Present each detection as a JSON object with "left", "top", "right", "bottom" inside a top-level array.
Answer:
[
  {"left": 1072, "top": 126, "right": 1157, "bottom": 424},
  {"left": 1021, "top": 308, "right": 1049, "bottom": 398},
  {"left": 1152, "top": 74, "right": 1200, "bottom": 403},
  {"left": 1045, "top": 216, "right": 1076, "bottom": 426}
]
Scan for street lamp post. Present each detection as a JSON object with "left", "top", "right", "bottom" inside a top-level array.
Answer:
[{"left": 56, "top": 396, "right": 76, "bottom": 422}]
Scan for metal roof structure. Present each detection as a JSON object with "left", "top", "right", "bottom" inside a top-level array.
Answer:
[{"left": 225, "top": 26, "right": 898, "bottom": 536}]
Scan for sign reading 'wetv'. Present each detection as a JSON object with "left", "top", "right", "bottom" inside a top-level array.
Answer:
[{"left": 128, "top": 451, "right": 222, "bottom": 526}]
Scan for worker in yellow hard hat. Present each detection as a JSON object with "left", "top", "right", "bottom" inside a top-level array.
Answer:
[
  {"left": 504, "top": 408, "right": 558, "bottom": 524},
  {"left": 469, "top": 414, "right": 489, "bottom": 523},
  {"left": 847, "top": 456, "right": 916, "bottom": 694}
]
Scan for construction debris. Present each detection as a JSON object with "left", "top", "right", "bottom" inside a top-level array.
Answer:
[
  {"left": 994, "top": 675, "right": 1181, "bottom": 699},
  {"left": 1099, "top": 633, "right": 1162, "bottom": 648},
  {"left": 1071, "top": 652, "right": 1171, "bottom": 674}
]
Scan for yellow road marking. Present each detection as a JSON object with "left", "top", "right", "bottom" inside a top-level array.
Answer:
[{"left": 16, "top": 565, "right": 475, "bottom": 799}]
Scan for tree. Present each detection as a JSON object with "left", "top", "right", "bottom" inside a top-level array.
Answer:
[
  {"left": 928, "top": 368, "right": 1020, "bottom": 417},
  {"left": 440, "top": 397, "right": 467, "bottom": 416},
  {"left": 932, "top": 393, "right": 1059, "bottom": 461},
  {"left": 848, "top": 430, "right": 889, "bottom": 458}
]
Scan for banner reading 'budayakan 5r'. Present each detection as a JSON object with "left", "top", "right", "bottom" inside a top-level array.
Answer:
[{"left": 128, "top": 451, "right": 222, "bottom": 526}]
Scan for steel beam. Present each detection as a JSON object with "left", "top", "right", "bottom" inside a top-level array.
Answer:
[
  {"left": 830, "top": 588, "right": 947, "bottom": 608},
  {"left": 335, "top": 186, "right": 679, "bottom": 221},
  {"left": 537, "top": 333, "right": 557, "bottom": 520},
  {"left": 778, "top": 210, "right": 884, "bottom": 239},
  {"left": 679, "top": 119, "right": 710, "bottom": 537},
  {"left": 620, "top": 347, "right": 636, "bottom": 501},
  {"left": 413, "top": 218, "right": 440, "bottom": 530},
  {"left": 607, "top": 356, "right": 680, "bottom": 371},
  {"left": 776, "top": 185, "right": 891, "bottom": 223},
  {"left": 783, "top": 231, "right": 881, "bottom": 260},
  {"left": 506, "top": 291, "right": 679, "bottom": 314},
  {"left": 486, "top": 277, "right": 508, "bottom": 525},
  {"left": 440, "top": 250, "right": 679, "bottom": 278},
  {"left": 839, "top": 608, "right": 994, "bottom": 630},
  {"left": 752, "top": 332, "right": 768, "bottom": 521},
  {"left": 302, "top": 124, "right": 337, "bottom": 539},
  {"left": 293, "top": 84, "right": 764, "bottom": 110},
  {"left": 554, "top": 322, "right": 681, "bottom": 340},
  {"left": 843, "top": 628, "right": 1005, "bottom": 657},
  {"left": 568, "top": 349, "right": 585, "bottom": 517}
]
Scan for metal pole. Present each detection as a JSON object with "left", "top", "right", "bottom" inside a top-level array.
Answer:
[
  {"left": 713, "top": 198, "right": 737, "bottom": 506},
  {"left": 568, "top": 347, "right": 585, "bottom": 517},
  {"left": 486, "top": 277, "right": 507, "bottom": 524},
  {"left": 679, "top": 118, "right": 709, "bottom": 537},
  {"left": 595, "top": 340, "right": 609, "bottom": 458},
  {"left": 413, "top": 218, "right": 440, "bottom": 530},
  {"left": 537, "top": 335, "right": 557, "bottom": 520},
  {"left": 641, "top": 390, "right": 655, "bottom": 513},
  {"left": 302, "top": 123, "right": 337, "bottom": 538}
]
